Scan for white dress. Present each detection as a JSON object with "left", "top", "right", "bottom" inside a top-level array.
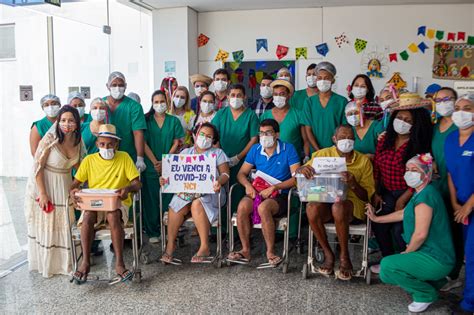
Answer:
[{"left": 24, "top": 133, "right": 81, "bottom": 278}]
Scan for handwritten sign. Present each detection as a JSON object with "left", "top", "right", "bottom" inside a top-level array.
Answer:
[
  {"left": 161, "top": 154, "right": 217, "bottom": 194},
  {"left": 312, "top": 157, "right": 347, "bottom": 174}
]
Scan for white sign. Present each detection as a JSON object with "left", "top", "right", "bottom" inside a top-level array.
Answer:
[
  {"left": 162, "top": 154, "right": 217, "bottom": 194},
  {"left": 454, "top": 81, "right": 474, "bottom": 96},
  {"left": 312, "top": 157, "right": 347, "bottom": 174}
]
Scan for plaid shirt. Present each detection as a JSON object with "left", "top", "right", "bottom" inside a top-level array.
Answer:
[
  {"left": 251, "top": 98, "right": 274, "bottom": 118},
  {"left": 374, "top": 136, "right": 409, "bottom": 191}
]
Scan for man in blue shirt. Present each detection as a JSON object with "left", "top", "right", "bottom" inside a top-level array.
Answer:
[
  {"left": 227, "top": 119, "right": 300, "bottom": 267},
  {"left": 444, "top": 93, "right": 474, "bottom": 313}
]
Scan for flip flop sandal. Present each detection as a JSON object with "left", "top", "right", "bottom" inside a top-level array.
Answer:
[
  {"left": 316, "top": 266, "right": 334, "bottom": 277},
  {"left": 70, "top": 270, "right": 88, "bottom": 285},
  {"left": 268, "top": 256, "right": 282, "bottom": 268},
  {"left": 335, "top": 268, "right": 352, "bottom": 281},
  {"left": 159, "top": 253, "right": 183, "bottom": 266},
  {"left": 109, "top": 269, "right": 134, "bottom": 285},
  {"left": 191, "top": 254, "right": 213, "bottom": 264},
  {"left": 226, "top": 251, "right": 250, "bottom": 265}
]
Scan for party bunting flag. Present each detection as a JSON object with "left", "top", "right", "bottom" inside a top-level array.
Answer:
[
  {"left": 427, "top": 29, "right": 435, "bottom": 39},
  {"left": 214, "top": 49, "right": 229, "bottom": 62},
  {"left": 256, "top": 39, "right": 268, "bottom": 52},
  {"left": 295, "top": 47, "right": 307, "bottom": 59},
  {"left": 335, "top": 33, "right": 349, "bottom": 48},
  {"left": 248, "top": 69, "right": 257, "bottom": 88},
  {"left": 400, "top": 50, "right": 409, "bottom": 61},
  {"left": 232, "top": 50, "right": 244, "bottom": 63},
  {"left": 418, "top": 42, "right": 428, "bottom": 53},
  {"left": 389, "top": 53, "right": 398, "bottom": 62},
  {"left": 229, "top": 62, "right": 240, "bottom": 71},
  {"left": 447, "top": 32, "right": 456, "bottom": 41},
  {"left": 230, "top": 73, "right": 239, "bottom": 84},
  {"left": 468, "top": 36, "right": 474, "bottom": 45},
  {"left": 354, "top": 38, "right": 367, "bottom": 53},
  {"left": 458, "top": 32, "right": 466, "bottom": 41},
  {"left": 436, "top": 30, "right": 444, "bottom": 40},
  {"left": 276, "top": 45, "right": 289, "bottom": 60},
  {"left": 417, "top": 26, "right": 426, "bottom": 36},
  {"left": 197, "top": 33, "right": 209, "bottom": 47},
  {"left": 255, "top": 61, "right": 267, "bottom": 70},
  {"left": 256, "top": 71, "right": 264, "bottom": 84},
  {"left": 408, "top": 43, "right": 419, "bottom": 53},
  {"left": 315, "top": 43, "right": 329, "bottom": 57}
]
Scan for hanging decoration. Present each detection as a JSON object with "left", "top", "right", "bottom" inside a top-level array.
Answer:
[
  {"left": 418, "top": 42, "right": 429, "bottom": 53},
  {"left": 408, "top": 43, "right": 419, "bottom": 53},
  {"left": 458, "top": 32, "right": 466, "bottom": 41},
  {"left": 334, "top": 33, "right": 349, "bottom": 48},
  {"left": 427, "top": 29, "right": 436, "bottom": 39},
  {"left": 354, "top": 38, "right": 367, "bottom": 53},
  {"left": 436, "top": 30, "right": 445, "bottom": 40},
  {"left": 256, "top": 39, "right": 268, "bottom": 52},
  {"left": 214, "top": 49, "right": 229, "bottom": 62},
  {"left": 361, "top": 51, "right": 389, "bottom": 79},
  {"left": 295, "top": 47, "right": 307, "bottom": 59},
  {"left": 447, "top": 32, "right": 456, "bottom": 41},
  {"left": 315, "top": 43, "right": 329, "bottom": 57},
  {"left": 255, "top": 61, "right": 267, "bottom": 70},
  {"left": 229, "top": 62, "right": 240, "bottom": 71},
  {"left": 255, "top": 71, "right": 264, "bottom": 84},
  {"left": 248, "top": 69, "right": 257, "bottom": 88},
  {"left": 387, "top": 72, "right": 407, "bottom": 90},
  {"left": 276, "top": 45, "right": 289, "bottom": 60},
  {"left": 389, "top": 53, "right": 398, "bottom": 62},
  {"left": 232, "top": 50, "right": 244, "bottom": 63},
  {"left": 400, "top": 50, "right": 409, "bottom": 61},
  {"left": 417, "top": 26, "right": 426, "bottom": 36},
  {"left": 197, "top": 33, "right": 210, "bottom": 47}
]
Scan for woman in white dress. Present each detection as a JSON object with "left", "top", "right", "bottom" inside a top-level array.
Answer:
[{"left": 25, "top": 105, "right": 85, "bottom": 278}]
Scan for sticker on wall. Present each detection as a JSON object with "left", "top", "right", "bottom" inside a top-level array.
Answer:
[
  {"left": 354, "top": 38, "right": 367, "bottom": 53},
  {"left": 214, "top": 49, "right": 229, "bottom": 62},
  {"left": 315, "top": 43, "right": 329, "bottom": 57},
  {"left": 256, "top": 39, "right": 268, "bottom": 52},
  {"left": 197, "top": 33, "right": 210, "bottom": 47},
  {"left": 335, "top": 33, "right": 349, "bottom": 48},
  {"left": 232, "top": 50, "right": 244, "bottom": 63},
  {"left": 361, "top": 51, "right": 389, "bottom": 79},
  {"left": 432, "top": 42, "right": 474, "bottom": 80},
  {"left": 387, "top": 72, "right": 407, "bottom": 90},
  {"left": 276, "top": 45, "right": 289, "bottom": 60},
  {"left": 295, "top": 47, "right": 307, "bottom": 59}
]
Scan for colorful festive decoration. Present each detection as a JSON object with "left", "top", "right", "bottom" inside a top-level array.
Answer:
[
  {"left": 436, "top": 30, "right": 444, "bottom": 40},
  {"left": 447, "top": 32, "right": 456, "bottom": 41},
  {"left": 417, "top": 26, "right": 426, "bottom": 36},
  {"left": 276, "top": 45, "right": 289, "bottom": 60},
  {"left": 387, "top": 72, "right": 407, "bottom": 90},
  {"left": 335, "top": 33, "right": 349, "bottom": 48},
  {"left": 256, "top": 39, "right": 268, "bottom": 52},
  {"left": 400, "top": 50, "right": 409, "bottom": 61},
  {"left": 354, "top": 38, "right": 367, "bottom": 53},
  {"left": 229, "top": 62, "right": 240, "bottom": 71},
  {"left": 232, "top": 50, "right": 244, "bottom": 63},
  {"left": 418, "top": 42, "right": 429, "bottom": 53},
  {"left": 458, "top": 32, "right": 466, "bottom": 41},
  {"left": 468, "top": 36, "right": 474, "bottom": 45},
  {"left": 230, "top": 73, "right": 239, "bottom": 84},
  {"left": 256, "top": 71, "right": 264, "bottom": 84},
  {"left": 255, "top": 61, "right": 267, "bottom": 70},
  {"left": 408, "top": 43, "right": 419, "bottom": 53},
  {"left": 282, "top": 60, "right": 292, "bottom": 68},
  {"left": 235, "top": 69, "right": 244, "bottom": 83},
  {"left": 248, "top": 69, "right": 257, "bottom": 88},
  {"left": 427, "top": 29, "right": 435, "bottom": 39},
  {"left": 214, "top": 49, "right": 229, "bottom": 62},
  {"left": 315, "top": 43, "right": 329, "bottom": 57},
  {"left": 361, "top": 51, "right": 389, "bottom": 79},
  {"left": 295, "top": 47, "right": 307, "bottom": 59},
  {"left": 197, "top": 33, "right": 209, "bottom": 47},
  {"left": 433, "top": 42, "right": 474, "bottom": 80},
  {"left": 389, "top": 53, "right": 398, "bottom": 62}
]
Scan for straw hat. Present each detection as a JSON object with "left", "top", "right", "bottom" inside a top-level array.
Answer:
[
  {"left": 97, "top": 124, "right": 121, "bottom": 140},
  {"left": 270, "top": 79, "right": 294, "bottom": 95},
  {"left": 190, "top": 74, "right": 213, "bottom": 86},
  {"left": 391, "top": 93, "right": 432, "bottom": 111}
]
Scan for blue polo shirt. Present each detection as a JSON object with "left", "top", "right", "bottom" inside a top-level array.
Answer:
[
  {"left": 444, "top": 130, "right": 474, "bottom": 204},
  {"left": 245, "top": 140, "right": 300, "bottom": 192}
]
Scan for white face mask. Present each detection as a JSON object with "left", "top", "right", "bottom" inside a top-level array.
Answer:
[
  {"left": 194, "top": 86, "right": 205, "bottom": 97},
  {"left": 153, "top": 102, "right": 167, "bottom": 114},
  {"left": 214, "top": 80, "right": 227, "bottom": 92},
  {"left": 278, "top": 76, "right": 290, "bottom": 81},
  {"left": 260, "top": 86, "right": 273, "bottom": 99},
  {"left": 452, "top": 110, "right": 474, "bottom": 129},
  {"left": 352, "top": 87, "right": 367, "bottom": 99},
  {"left": 229, "top": 97, "right": 244, "bottom": 109},
  {"left": 346, "top": 115, "right": 360, "bottom": 127},
  {"left": 273, "top": 96, "right": 287, "bottom": 108},
  {"left": 44, "top": 105, "right": 60, "bottom": 118},
  {"left": 306, "top": 75, "right": 317, "bottom": 88},
  {"left": 336, "top": 139, "right": 354, "bottom": 153},
  {"left": 196, "top": 135, "right": 212, "bottom": 150},
  {"left": 76, "top": 107, "right": 85, "bottom": 118},
  {"left": 110, "top": 86, "right": 125, "bottom": 100},
  {"left": 404, "top": 171, "right": 423, "bottom": 188},
  {"left": 91, "top": 109, "right": 106, "bottom": 121},
  {"left": 380, "top": 99, "right": 393, "bottom": 111},
  {"left": 436, "top": 101, "right": 455, "bottom": 117},
  {"left": 316, "top": 80, "right": 332, "bottom": 93},
  {"left": 393, "top": 118, "right": 412, "bottom": 135},
  {"left": 200, "top": 101, "right": 214, "bottom": 114},
  {"left": 260, "top": 135, "right": 274, "bottom": 148},
  {"left": 173, "top": 97, "right": 186, "bottom": 108},
  {"left": 99, "top": 148, "right": 115, "bottom": 160}
]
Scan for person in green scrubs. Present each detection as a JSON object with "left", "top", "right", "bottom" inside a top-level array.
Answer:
[
  {"left": 367, "top": 153, "right": 454, "bottom": 313},
  {"left": 81, "top": 97, "right": 109, "bottom": 154},
  {"left": 103, "top": 71, "right": 147, "bottom": 171},
  {"left": 30, "top": 94, "right": 61, "bottom": 156},
  {"left": 430, "top": 87, "right": 463, "bottom": 290},
  {"left": 67, "top": 91, "right": 89, "bottom": 124},
  {"left": 303, "top": 61, "right": 347, "bottom": 151},
  {"left": 289, "top": 63, "right": 318, "bottom": 111},
  {"left": 142, "top": 90, "right": 184, "bottom": 243}
]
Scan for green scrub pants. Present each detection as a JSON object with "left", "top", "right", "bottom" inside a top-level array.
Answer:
[{"left": 142, "top": 175, "right": 171, "bottom": 238}]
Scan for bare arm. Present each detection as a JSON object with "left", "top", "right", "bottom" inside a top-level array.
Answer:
[
  {"left": 274, "top": 163, "right": 300, "bottom": 191},
  {"left": 404, "top": 203, "right": 433, "bottom": 253},
  {"left": 144, "top": 143, "right": 159, "bottom": 165},
  {"left": 116, "top": 177, "right": 142, "bottom": 200},
  {"left": 237, "top": 162, "right": 257, "bottom": 199},
  {"left": 366, "top": 203, "right": 404, "bottom": 223},
  {"left": 30, "top": 125, "right": 41, "bottom": 157},
  {"left": 133, "top": 130, "right": 145, "bottom": 157},
  {"left": 304, "top": 126, "right": 319, "bottom": 151},
  {"left": 169, "top": 139, "right": 180, "bottom": 154},
  {"left": 301, "top": 126, "right": 310, "bottom": 157},
  {"left": 237, "top": 136, "right": 258, "bottom": 161}
]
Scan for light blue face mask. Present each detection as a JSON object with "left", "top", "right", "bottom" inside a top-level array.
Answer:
[{"left": 404, "top": 171, "right": 423, "bottom": 188}]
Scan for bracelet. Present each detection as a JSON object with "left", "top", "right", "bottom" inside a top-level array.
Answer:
[{"left": 221, "top": 173, "right": 230, "bottom": 178}]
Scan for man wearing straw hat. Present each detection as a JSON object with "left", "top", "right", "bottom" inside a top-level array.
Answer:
[
  {"left": 190, "top": 74, "right": 213, "bottom": 113},
  {"left": 69, "top": 124, "right": 141, "bottom": 284}
]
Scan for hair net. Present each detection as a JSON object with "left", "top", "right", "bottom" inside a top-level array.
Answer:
[
  {"left": 277, "top": 67, "right": 292, "bottom": 79},
  {"left": 406, "top": 153, "right": 433, "bottom": 181},
  {"left": 107, "top": 71, "right": 126, "bottom": 86},
  {"left": 67, "top": 91, "right": 84, "bottom": 105},
  {"left": 315, "top": 61, "right": 337, "bottom": 77},
  {"left": 456, "top": 92, "right": 474, "bottom": 105},
  {"left": 90, "top": 97, "right": 107, "bottom": 108},
  {"left": 127, "top": 92, "right": 141, "bottom": 104},
  {"left": 40, "top": 94, "right": 61, "bottom": 107}
]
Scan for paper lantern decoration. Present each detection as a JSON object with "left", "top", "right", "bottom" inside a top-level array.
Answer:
[
  {"left": 361, "top": 51, "right": 388, "bottom": 79},
  {"left": 197, "top": 33, "right": 209, "bottom": 47},
  {"left": 276, "top": 45, "right": 289, "bottom": 60},
  {"left": 335, "top": 33, "right": 349, "bottom": 48},
  {"left": 387, "top": 72, "right": 407, "bottom": 90},
  {"left": 354, "top": 38, "right": 367, "bottom": 53},
  {"left": 295, "top": 47, "right": 307, "bottom": 60},
  {"left": 232, "top": 50, "right": 244, "bottom": 63},
  {"left": 399, "top": 50, "right": 409, "bottom": 61},
  {"left": 214, "top": 49, "right": 229, "bottom": 62},
  {"left": 256, "top": 39, "right": 268, "bottom": 52},
  {"left": 417, "top": 42, "right": 428, "bottom": 53},
  {"left": 315, "top": 43, "right": 329, "bottom": 57},
  {"left": 417, "top": 26, "right": 426, "bottom": 36},
  {"left": 427, "top": 29, "right": 435, "bottom": 39},
  {"left": 408, "top": 43, "right": 419, "bottom": 53}
]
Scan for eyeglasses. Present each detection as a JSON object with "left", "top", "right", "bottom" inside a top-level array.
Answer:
[
  {"left": 434, "top": 96, "right": 455, "bottom": 103},
  {"left": 259, "top": 131, "right": 275, "bottom": 137}
]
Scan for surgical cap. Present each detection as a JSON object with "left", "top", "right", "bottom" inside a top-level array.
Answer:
[
  {"left": 406, "top": 153, "right": 433, "bottom": 180},
  {"left": 127, "top": 92, "right": 141, "bottom": 104},
  {"left": 315, "top": 61, "right": 337, "bottom": 77},
  {"left": 90, "top": 97, "right": 106, "bottom": 108},
  {"left": 107, "top": 71, "right": 126, "bottom": 86},
  {"left": 277, "top": 67, "right": 292, "bottom": 78},
  {"left": 67, "top": 91, "right": 84, "bottom": 105},
  {"left": 456, "top": 92, "right": 474, "bottom": 105},
  {"left": 40, "top": 94, "right": 61, "bottom": 107}
]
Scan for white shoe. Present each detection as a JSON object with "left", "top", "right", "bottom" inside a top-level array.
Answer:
[
  {"left": 440, "top": 277, "right": 463, "bottom": 292},
  {"left": 370, "top": 264, "right": 380, "bottom": 274},
  {"left": 149, "top": 237, "right": 160, "bottom": 244},
  {"left": 408, "top": 301, "right": 432, "bottom": 313}
]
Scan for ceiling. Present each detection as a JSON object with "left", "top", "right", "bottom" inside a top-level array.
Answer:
[{"left": 129, "top": 0, "right": 474, "bottom": 12}]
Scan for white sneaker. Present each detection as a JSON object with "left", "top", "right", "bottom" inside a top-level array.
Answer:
[
  {"left": 370, "top": 264, "right": 380, "bottom": 274},
  {"left": 149, "top": 237, "right": 160, "bottom": 244},
  {"left": 408, "top": 301, "right": 432, "bottom": 313},
  {"left": 440, "top": 277, "right": 463, "bottom": 292}
]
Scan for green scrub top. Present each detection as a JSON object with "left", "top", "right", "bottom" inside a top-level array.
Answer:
[
  {"left": 144, "top": 114, "right": 184, "bottom": 179},
  {"left": 32, "top": 116, "right": 54, "bottom": 138},
  {"left": 260, "top": 107, "right": 304, "bottom": 157},
  {"left": 82, "top": 113, "right": 90, "bottom": 124},
  {"left": 211, "top": 107, "right": 259, "bottom": 158},
  {"left": 302, "top": 92, "right": 347, "bottom": 149},
  {"left": 431, "top": 121, "right": 457, "bottom": 198},
  {"left": 103, "top": 96, "right": 147, "bottom": 161},
  {"left": 353, "top": 120, "right": 385, "bottom": 155},
  {"left": 81, "top": 122, "right": 99, "bottom": 155},
  {"left": 290, "top": 89, "right": 312, "bottom": 111},
  {"left": 402, "top": 184, "right": 455, "bottom": 266}
]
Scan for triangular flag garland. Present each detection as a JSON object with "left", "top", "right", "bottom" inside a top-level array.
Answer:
[
  {"left": 354, "top": 38, "right": 367, "bottom": 53},
  {"left": 408, "top": 43, "right": 419, "bottom": 53},
  {"left": 417, "top": 26, "right": 426, "bottom": 36},
  {"left": 256, "top": 39, "right": 268, "bottom": 52},
  {"left": 335, "top": 33, "right": 349, "bottom": 48},
  {"left": 276, "top": 45, "right": 289, "bottom": 60},
  {"left": 447, "top": 32, "right": 456, "bottom": 41},
  {"left": 458, "top": 32, "right": 466, "bottom": 41},
  {"left": 295, "top": 47, "right": 307, "bottom": 59},
  {"left": 315, "top": 43, "right": 329, "bottom": 56},
  {"left": 427, "top": 29, "right": 435, "bottom": 39},
  {"left": 214, "top": 49, "right": 229, "bottom": 62},
  {"left": 197, "top": 33, "right": 209, "bottom": 47},
  {"left": 436, "top": 30, "right": 444, "bottom": 40},
  {"left": 418, "top": 42, "right": 428, "bottom": 53},
  {"left": 389, "top": 53, "right": 398, "bottom": 62},
  {"left": 468, "top": 36, "right": 474, "bottom": 45},
  {"left": 232, "top": 50, "right": 244, "bottom": 63},
  {"left": 229, "top": 62, "right": 240, "bottom": 71},
  {"left": 255, "top": 61, "right": 267, "bottom": 70},
  {"left": 400, "top": 50, "right": 409, "bottom": 61},
  {"left": 282, "top": 60, "right": 292, "bottom": 68}
]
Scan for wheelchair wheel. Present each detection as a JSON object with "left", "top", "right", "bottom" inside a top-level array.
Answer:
[
  {"left": 366, "top": 269, "right": 372, "bottom": 285},
  {"left": 282, "top": 262, "right": 288, "bottom": 274},
  {"left": 302, "top": 263, "right": 308, "bottom": 279},
  {"left": 315, "top": 250, "right": 324, "bottom": 263}
]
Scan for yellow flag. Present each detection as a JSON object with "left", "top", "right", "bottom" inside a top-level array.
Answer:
[
  {"left": 214, "top": 49, "right": 229, "bottom": 62},
  {"left": 256, "top": 71, "right": 264, "bottom": 84},
  {"left": 427, "top": 29, "right": 435, "bottom": 39},
  {"left": 408, "top": 43, "right": 419, "bottom": 53}
]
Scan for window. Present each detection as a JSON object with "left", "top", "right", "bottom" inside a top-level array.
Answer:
[{"left": 0, "top": 24, "right": 16, "bottom": 59}]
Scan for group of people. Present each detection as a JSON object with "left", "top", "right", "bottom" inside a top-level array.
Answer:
[{"left": 25, "top": 62, "right": 473, "bottom": 313}]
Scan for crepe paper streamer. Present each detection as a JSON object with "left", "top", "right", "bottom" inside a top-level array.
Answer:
[
  {"left": 400, "top": 50, "right": 409, "bottom": 61},
  {"left": 335, "top": 33, "right": 350, "bottom": 48},
  {"left": 447, "top": 32, "right": 456, "bottom": 41},
  {"left": 458, "top": 32, "right": 466, "bottom": 41},
  {"left": 436, "top": 30, "right": 444, "bottom": 40},
  {"left": 197, "top": 33, "right": 209, "bottom": 47},
  {"left": 417, "top": 26, "right": 426, "bottom": 36},
  {"left": 256, "top": 39, "right": 268, "bottom": 52},
  {"left": 354, "top": 38, "right": 367, "bottom": 53},
  {"left": 315, "top": 43, "right": 329, "bottom": 57},
  {"left": 427, "top": 29, "right": 435, "bottom": 39},
  {"left": 256, "top": 61, "right": 267, "bottom": 70},
  {"left": 232, "top": 50, "right": 244, "bottom": 63},
  {"left": 276, "top": 45, "right": 289, "bottom": 60},
  {"left": 214, "top": 49, "right": 229, "bottom": 62},
  {"left": 389, "top": 53, "right": 398, "bottom": 62},
  {"left": 418, "top": 42, "right": 428, "bottom": 53},
  {"left": 468, "top": 36, "right": 474, "bottom": 45},
  {"left": 408, "top": 43, "right": 419, "bottom": 53},
  {"left": 229, "top": 61, "right": 240, "bottom": 71},
  {"left": 255, "top": 71, "right": 264, "bottom": 84},
  {"left": 295, "top": 47, "right": 308, "bottom": 60}
]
